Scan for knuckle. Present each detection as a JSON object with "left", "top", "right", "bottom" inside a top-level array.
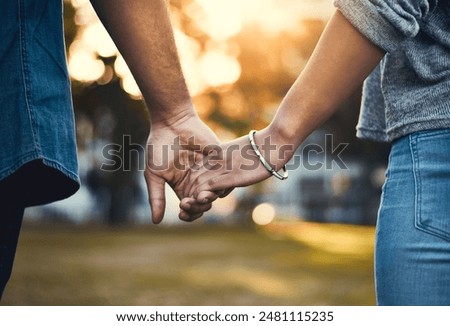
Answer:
[{"left": 207, "top": 178, "right": 216, "bottom": 188}]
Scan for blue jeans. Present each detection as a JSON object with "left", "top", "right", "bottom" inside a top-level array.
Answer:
[
  {"left": 376, "top": 128, "right": 450, "bottom": 305},
  {"left": 0, "top": 203, "right": 24, "bottom": 300}
]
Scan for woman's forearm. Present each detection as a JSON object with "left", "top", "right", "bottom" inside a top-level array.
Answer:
[{"left": 265, "top": 10, "right": 385, "bottom": 152}]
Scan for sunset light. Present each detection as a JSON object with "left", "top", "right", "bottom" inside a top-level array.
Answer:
[
  {"left": 68, "top": 47, "right": 105, "bottom": 82},
  {"left": 199, "top": 50, "right": 241, "bottom": 87},
  {"left": 194, "top": 0, "right": 243, "bottom": 41},
  {"left": 67, "top": 0, "right": 333, "bottom": 96}
]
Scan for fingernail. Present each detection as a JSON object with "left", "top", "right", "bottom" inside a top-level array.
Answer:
[
  {"left": 184, "top": 203, "right": 191, "bottom": 210},
  {"left": 202, "top": 198, "right": 210, "bottom": 204}
]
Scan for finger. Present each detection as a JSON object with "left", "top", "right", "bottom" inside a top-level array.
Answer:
[
  {"left": 144, "top": 171, "right": 166, "bottom": 224},
  {"left": 178, "top": 210, "right": 203, "bottom": 222},
  {"left": 185, "top": 152, "right": 226, "bottom": 197},
  {"left": 179, "top": 197, "right": 193, "bottom": 210},
  {"left": 179, "top": 199, "right": 212, "bottom": 214},
  {"left": 191, "top": 175, "right": 237, "bottom": 199},
  {"left": 187, "top": 172, "right": 222, "bottom": 198},
  {"left": 184, "top": 189, "right": 233, "bottom": 211},
  {"left": 218, "top": 187, "right": 234, "bottom": 198},
  {"left": 194, "top": 191, "right": 220, "bottom": 204},
  {"left": 188, "top": 188, "right": 234, "bottom": 204}
]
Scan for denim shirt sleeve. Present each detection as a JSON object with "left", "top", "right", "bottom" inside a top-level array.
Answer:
[{"left": 333, "top": 0, "right": 439, "bottom": 52}]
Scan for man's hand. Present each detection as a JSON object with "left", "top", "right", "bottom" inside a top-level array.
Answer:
[
  {"left": 89, "top": 0, "right": 226, "bottom": 223},
  {"left": 145, "top": 112, "right": 228, "bottom": 224}
]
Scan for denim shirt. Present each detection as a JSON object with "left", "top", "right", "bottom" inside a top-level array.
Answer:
[
  {"left": 334, "top": 0, "right": 450, "bottom": 142},
  {"left": 0, "top": 1, "right": 79, "bottom": 200}
]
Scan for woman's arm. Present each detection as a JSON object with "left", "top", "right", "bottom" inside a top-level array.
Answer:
[
  {"left": 266, "top": 9, "right": 385, "bottom": 156},
  {"left": 180, "top": 10, "right": 385, "bottom": 215}
]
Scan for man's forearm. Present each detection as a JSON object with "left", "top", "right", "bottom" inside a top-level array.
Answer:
[
  {"left": 267, "top": 10, "right": 385, "bottom": 149},
  {"left": 90, "top": 0, "right": 194, "bottom": 124}
]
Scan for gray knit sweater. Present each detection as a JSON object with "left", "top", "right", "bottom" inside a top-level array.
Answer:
[{"left": 334, "top": 0, "right": 450, "bottom": 142}]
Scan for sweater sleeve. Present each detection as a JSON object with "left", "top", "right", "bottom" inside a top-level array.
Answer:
[{"left": 333, "top": 0, "right": 438, "bottom": 52}]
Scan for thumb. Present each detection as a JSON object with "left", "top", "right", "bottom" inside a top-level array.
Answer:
[{"left": 144, "top": 171, "right": 166, "bottom": 224}]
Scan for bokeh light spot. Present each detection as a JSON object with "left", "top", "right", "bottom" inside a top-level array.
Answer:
[
  {"left": 68, "top": 50, "right": 105, "bottom": 82},
  {"left": 200, "top": 51, "right": 241, "bottom": 87},
  {"left": 252, "top": 203, "right": 276, "bottom": 226}
]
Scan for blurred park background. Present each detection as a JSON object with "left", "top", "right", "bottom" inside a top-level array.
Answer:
[{"left": 3, "top": 0, "right": 391, "bottom": 305}]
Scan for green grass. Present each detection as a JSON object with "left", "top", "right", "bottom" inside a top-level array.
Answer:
[{"left": 2, "top": 221, "right": 376, "bottom": 306}]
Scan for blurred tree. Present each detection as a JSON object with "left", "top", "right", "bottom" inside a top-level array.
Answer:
[
  {"left": 73, "top": 80, "right": 149, "bottom": 224},
  {"left": 64, "top": 1, "right": 149, "bottom": 224}
]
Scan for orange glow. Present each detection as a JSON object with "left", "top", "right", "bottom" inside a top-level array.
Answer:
[
  {"left": 68, "top": 0, "right": 333, "bottom": 94},
  {"left": 68, "top": 47, "right": 105, "bottom": 82},
  {"left": 194, "top": 0, "right": 243, "bottom": 41},
  {"left": 200, "top": 50, "right": 241, "bottom": 87},
  {"left": 82, "top": 22, "right": 117, "bottom": 58}
]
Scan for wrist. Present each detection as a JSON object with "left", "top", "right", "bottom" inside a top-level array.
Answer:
[
  {"left": 150, "top": 106, "right": 197, "bottom": 128},
  {"left": 253, "top": 126, "right": 296, "bottom": 172},
  {"left": 267, "top": 118, "right": 304, "bottom": 149}
]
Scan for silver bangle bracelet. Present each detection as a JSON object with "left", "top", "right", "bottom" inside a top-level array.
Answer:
[{"left": 248, "top": 130, "right": 288, "bottom": 180}]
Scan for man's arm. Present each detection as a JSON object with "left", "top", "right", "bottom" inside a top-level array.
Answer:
[
  {"left": 90, "top": 0, "right": 191, "bottom": 123},
  {"left": 90, "top": 0, "right": 220, "bottom": 223}
]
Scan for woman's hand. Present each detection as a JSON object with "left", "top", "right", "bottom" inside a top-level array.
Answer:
[{"left": 179, "top": 127, "right": 295, "bottom": 220}]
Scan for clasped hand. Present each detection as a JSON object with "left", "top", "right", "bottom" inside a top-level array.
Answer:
[{"left": 145, "top": 116, "right": 292, "bottom": 223}]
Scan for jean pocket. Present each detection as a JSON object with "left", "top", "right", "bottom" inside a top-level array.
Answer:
[{"left": 411, "top": 129, "right": 450, "bottom": 242}]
